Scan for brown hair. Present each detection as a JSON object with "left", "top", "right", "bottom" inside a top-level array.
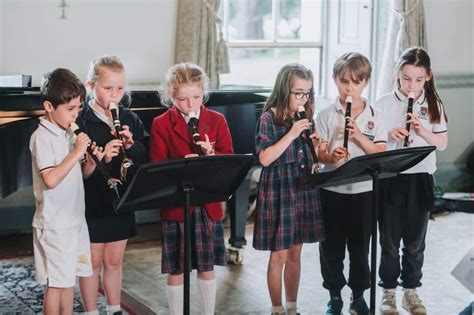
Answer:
[
  {"left": 161, "top": 63, "right": 209, "bottom": 107},
  {"left": 264, "top": 63, "right": 315, "bottom": 126},
  {"left": 40, "top": 68, "right": 86, "bottom": 108},
  {"left": 395, "top": 47, "right": 447, "bottom": 123},
  {"left": 333, "top": 52, "right": 371, "bottom": 83}
]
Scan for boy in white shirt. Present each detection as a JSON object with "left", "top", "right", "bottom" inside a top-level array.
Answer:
[
  {"left": 30, "top": 68, "right": 98, "bottom": 314},
  {"left": 316, "top": 53, "right": 387, "bottom": 315}
]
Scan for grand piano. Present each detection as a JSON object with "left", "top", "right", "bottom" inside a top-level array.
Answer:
[{"left": 0, "top": 87, "right": 268, "bottom": 258}]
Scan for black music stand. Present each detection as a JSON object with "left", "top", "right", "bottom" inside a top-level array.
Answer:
[
  {"left": 308, "top": 146, "right": 436, "bottom": 315},
  {"left": 114, "top": 154, "right": 254, "bottom": 315}
]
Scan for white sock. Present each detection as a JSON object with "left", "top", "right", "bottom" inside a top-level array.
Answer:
[
  {"left": 285, "top": 301, "right": 297, "bottom": 315},
  {"left": 271, "top": 305, "right": 285, "bottom": 314},
  {"left": 106, "top": 304, "right": 121, "bottom": 314},
  {"left": 197, "top": 278, "right": 216, "bottom": 315},
  {"left": 83, "top": 311, "right": 100, "bottom": 315},
  {"left": 167, "top": 284, "right": 184, "bottom": 315}
]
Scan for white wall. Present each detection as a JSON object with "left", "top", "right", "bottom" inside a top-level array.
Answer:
[
  {"left": 425, "top": 0, "right": 474, "bottom": 164},
  {"left": 425, "top": 0, "right": 473, "bottom": 75},
  {"left": 0, "top": 0, "right": 177, "bottom": 87}
]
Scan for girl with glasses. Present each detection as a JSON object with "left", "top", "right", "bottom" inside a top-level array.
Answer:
[{"left": 254, "top": 63, "right": 324, "bottom": 315}]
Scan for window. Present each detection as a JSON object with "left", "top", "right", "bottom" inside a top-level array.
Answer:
[
  {"left": 219, "top": 0, "right": 374, "bottom": 100},
  {"left": 219, "top": 0, "right": 324, "bottom": 92}
]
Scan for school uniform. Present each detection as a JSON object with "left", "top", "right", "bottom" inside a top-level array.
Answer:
[
  {"left": 149, "top": 105, "right": 233, "bottom": 273},
  {"left": 76, "top": 102, "right": 147, "bottom": 243},
  {"left": 376, "top": 89, "right": 447, "bottom": 289},
  {"left": 30, "top": 118, "right": 92, "bottom": 287},
  {"left": 253, "top": 109, "right": 324, "bottom": 251},
  {"left": 316, "top": 97, "right": 387, "bottom": 294}
]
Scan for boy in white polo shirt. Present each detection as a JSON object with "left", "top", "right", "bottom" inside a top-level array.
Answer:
[
  {"left": 30, "top": 68, "right": 95, "bottom": 314},
  {"left": 316, "top": 53, "right": 387, "bottom": 315}
]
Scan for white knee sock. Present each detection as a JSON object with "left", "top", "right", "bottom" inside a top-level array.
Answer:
[
  {"left": 285, "top": 301, "right": 297, "bottom": 315},
  {"left": 83, "top": 311, "right": 100, "bottom": 315},
  {"left": 106, "top": 304, "right": 121, "bottom": 314},
  {"left": 197, "top": 278, "right": 216, "bottom": 315},
  {"left": 166, "top": 284, "right": 184, "bottom": 315},
  {"left": 271, "top": 305, "right": 285, "bottom": 314}
]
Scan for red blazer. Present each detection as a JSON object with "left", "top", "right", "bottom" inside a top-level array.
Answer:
[{"left": 149, "top": 105, "right": 234, "bottom": 221}]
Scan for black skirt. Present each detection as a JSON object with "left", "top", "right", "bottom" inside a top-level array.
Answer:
[{"left": 87, "top": 213, "right": 137, "bottom": 243}]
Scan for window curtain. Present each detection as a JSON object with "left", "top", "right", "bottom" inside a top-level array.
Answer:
[
  {"left": 174, "top": 0, "right": 230, "bottom": 89},
  {"left": 376, "top": 0, "right": 428, "bottom": 99}
]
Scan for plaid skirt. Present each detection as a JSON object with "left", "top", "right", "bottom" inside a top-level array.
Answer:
[
  {"left": 253, "top": 165, "right": 325, "bottom": 251},
  {"left": 161, "top": 206, "right": 227, "bottom": 274}
]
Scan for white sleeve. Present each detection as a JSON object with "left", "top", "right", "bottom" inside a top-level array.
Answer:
[
  {"left": 373, "top": 110, "right": 388, "bottom": 144},
  {"left": 432, "top": 103, "right": 448, "bottom": 133},
  {"left": 31, "top": 131, "right": 56, "bottom": 172},
  {"left": 316, "top": 110, "right": 329, "bottom": 141}
]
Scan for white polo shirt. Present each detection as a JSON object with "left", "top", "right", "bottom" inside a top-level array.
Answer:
[
  {"left": 316, "top": 97, "right": 387, "bottom": 194},
  {"left": 30, "top": 118, "right": 85, "bottom": 230},
  {"left": 376, "top": 89, "right": 447, "bottom": 174}
]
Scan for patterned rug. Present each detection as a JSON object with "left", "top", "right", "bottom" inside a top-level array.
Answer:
[{"left": 0, "top": 257, "right": 107, "bottom": 314}]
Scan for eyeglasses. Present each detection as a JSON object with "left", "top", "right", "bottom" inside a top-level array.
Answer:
[{"left": 290, "top": 91, "right": 314, "bottom": 100}]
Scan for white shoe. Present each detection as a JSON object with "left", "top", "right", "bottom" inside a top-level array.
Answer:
[
  {"left": 380, "top": 289, "right": 398, "bottom": 315},
  {"left": 402, "top": 289, "right": 427, "bottom": 315}
]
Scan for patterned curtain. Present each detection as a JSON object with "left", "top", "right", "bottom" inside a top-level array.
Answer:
[
  {"left": 174, "top": 0, "right": 230, "bottom": 89},
  {"left": 376, "top": 0, "right": 428, "bottom": 98}
]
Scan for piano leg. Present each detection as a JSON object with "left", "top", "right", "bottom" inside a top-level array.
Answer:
[{"left": 227, "top": 171, "right": 251, "bottom": 265}]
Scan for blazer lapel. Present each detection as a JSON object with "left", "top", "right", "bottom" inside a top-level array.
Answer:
[
  {"left": 199, "top": 105, "right": 210, "bottom": 135},
  {"left": 170, "top": 106, "right": 191, "bottom": 143}
]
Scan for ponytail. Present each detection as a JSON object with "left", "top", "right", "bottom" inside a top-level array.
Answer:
[
  {"left": 396, "top": 47, "right": 448, "bottom": 124},
  {"left": 425, "top": 74, "right": 447, "bottom": 124}
]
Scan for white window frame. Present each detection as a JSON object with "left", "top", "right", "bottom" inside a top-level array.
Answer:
[{"left": 221, "top": 0, "right": 327, "bottom": 94}]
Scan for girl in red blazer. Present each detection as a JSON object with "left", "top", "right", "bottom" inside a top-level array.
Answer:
[{"left": 149, "top": 63, "right": 233, "bottom": 315}]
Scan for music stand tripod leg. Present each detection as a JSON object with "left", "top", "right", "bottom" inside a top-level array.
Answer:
[
  {"left": 183, "top": 181, "right": 193, "bottom": 315},
  {"left": 369, "top": 172, "right": 380, "bottom": 315}
]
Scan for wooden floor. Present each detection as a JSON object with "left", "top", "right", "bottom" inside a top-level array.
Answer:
[
  {"left": 0, "top": 211, "right": 472, "bottom": 314},
  {"left": 120, "top": 211, "right": 473, "bottom": 315}
]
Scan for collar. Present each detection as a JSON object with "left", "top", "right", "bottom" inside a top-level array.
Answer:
[
  {"left": 88, "top": 100, "right": 113, "bottom": 127},
  {"left": 169, "top": 105, "right": 210, "bottom": 143},
  {"left": 393, "top": 88, "right": 426, "bottom": 106},
  {"left": 334, "top": 96, "right": 371, "bottom": 115},
  {"left": 181, "top": 108, "right": 201, "bottom": 124},
  {"left": 39, "top": 117, "right": 67, "bottom": 136}
]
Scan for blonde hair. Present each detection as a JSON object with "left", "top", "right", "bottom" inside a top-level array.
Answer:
[
  {"left": 161, "top": 63, "right": 209, "bottom": 106},
  {"left": 333, "top": 52, "right": 371, "bottom": 83},
  {"left": 87, "top": 55, "right": 125, "bottom": 84}
]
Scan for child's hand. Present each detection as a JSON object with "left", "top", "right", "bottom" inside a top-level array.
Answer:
[
  {"left": 346, "top": 118, "right": 363, "bottom": 143},
  {"left": 330, "top": 147, "right": 347, "bottom": 163},
  {"left": 196, "top": 134, "right": 215, "bottom": 155},
  {"left": 309, "top": 130, "right": 321, "bottom": 148},
  {"left": 102, "top": 139, "right": 123, "bottom": 163},
  {"left": 184, "top": 153, "right": 199, "bottom": 158},
  {"left": 389, "top": 127, "right": 409, "bottom": 142},
  {"left": 116, "top": 125, "right": 134, "bottom": 150},
  {"left": 86, "top": 142, "right": 105, "bottom": 162},
  {"left": 407, "top": 113, "right": 426, "bottom": 136},
  {"left": 289, "top": 119, "right": 312, "bottom": 140},
  {"left": 74, "top": 133, "right": 91, "bottom": 156}
]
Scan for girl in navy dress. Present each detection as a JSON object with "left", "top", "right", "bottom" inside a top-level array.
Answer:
[
  {"left": 254, "top": 63, "right": 324, "bottom": 315},
  {"left": 77, "top": 55, "right": 146, "bottom": 315}
]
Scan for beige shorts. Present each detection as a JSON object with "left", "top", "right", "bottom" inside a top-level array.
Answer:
[{"left": 33, "top": 221, "right": 92, "bottom": 288}]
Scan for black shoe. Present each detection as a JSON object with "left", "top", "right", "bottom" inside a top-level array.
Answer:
[
  {"left": 326, "top": 297, "right": 343, "bottom": 315},
  {"left": 349, "top": 296, "right": 369, "bottom": 315}
]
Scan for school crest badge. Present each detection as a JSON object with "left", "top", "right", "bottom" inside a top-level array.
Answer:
[
  {"left": 418, "top": 106, "right": 429, "bottom": 120},
  {"left": 363, "top": 120, "right": 375, "bottom": 141}
]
